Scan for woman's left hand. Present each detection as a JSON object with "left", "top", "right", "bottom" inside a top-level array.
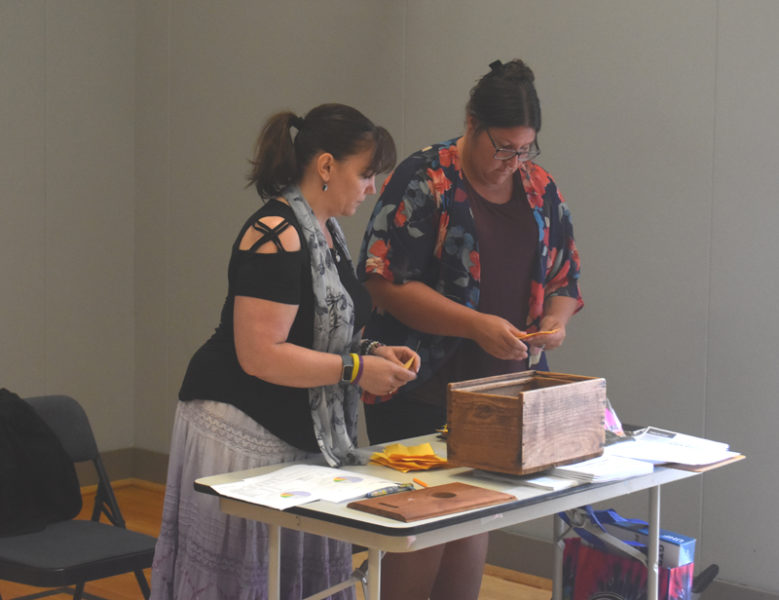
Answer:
[
  {"left": 525, "top": 318, "right": 566, "bottom": 352},
  {"left": 525, "top": 296, "right": 580, "bottom": 353}
]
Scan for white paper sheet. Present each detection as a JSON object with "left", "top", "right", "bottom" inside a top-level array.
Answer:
[{"left": 211, "top": 464, "right": 400, "bottom": 510}]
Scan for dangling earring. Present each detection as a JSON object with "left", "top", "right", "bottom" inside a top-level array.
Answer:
[{"left": 322, "top": 183, "right": 328, "bottom": 192}]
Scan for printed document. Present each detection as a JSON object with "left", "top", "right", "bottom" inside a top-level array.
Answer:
[{"left": 211, "top": 464, "right": 399, "bottom": 510}]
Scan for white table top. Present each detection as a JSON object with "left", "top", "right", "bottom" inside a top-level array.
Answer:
[{"left": 195, "top": 435, "right": 699, "bottom": 553}]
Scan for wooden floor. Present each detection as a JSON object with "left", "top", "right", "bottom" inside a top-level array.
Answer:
[{"left": 0, "top": 481, "right": 552, "bottom": 600}]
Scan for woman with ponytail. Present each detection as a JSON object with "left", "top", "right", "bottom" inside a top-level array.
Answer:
[
  {"left": 357, "top": 59, "right": 583, "bottom": 599},
  {"left": 151, "top": 103, "right": 418, "bottom": 600}
]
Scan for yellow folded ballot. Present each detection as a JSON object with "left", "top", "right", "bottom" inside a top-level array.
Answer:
[
  {"left": 369, "top": 442, "right": 448, "bottom": 472},
  {"left": 515, "top": 329, "right": 558, "bottom": 341}
]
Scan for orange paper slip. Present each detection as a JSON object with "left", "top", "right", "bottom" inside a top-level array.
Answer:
[{"left": 517, "top": 329, "right": 558, "bottom": 341}]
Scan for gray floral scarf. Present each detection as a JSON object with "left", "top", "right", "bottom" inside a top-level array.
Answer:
[{"left": 283, "top": 185, "right": 361, "bottom": 467}]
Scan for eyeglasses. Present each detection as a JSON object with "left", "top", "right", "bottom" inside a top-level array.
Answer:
[{"left": 485, "top": 129, "right": 540, "bottom": 162}]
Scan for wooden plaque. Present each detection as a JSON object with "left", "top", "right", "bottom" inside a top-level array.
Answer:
[{"left": 347, "top": 482, "right": 516, "bottom": 522}]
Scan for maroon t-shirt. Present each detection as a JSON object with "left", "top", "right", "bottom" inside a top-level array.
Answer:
[{"left": 415, "top": 171, "right": 538, "bottom": 406}]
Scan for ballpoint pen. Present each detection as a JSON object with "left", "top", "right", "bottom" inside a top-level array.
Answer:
[{"left": 364, "top": 483, "right": 415, "bottom": 498}]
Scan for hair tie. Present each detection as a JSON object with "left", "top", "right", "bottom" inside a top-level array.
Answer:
[
  {"left": 290, "top": 115, "right": 305, "bottom": 130},
  {"left": 489, "top": 59, "right": 504, "bottom": 73}
]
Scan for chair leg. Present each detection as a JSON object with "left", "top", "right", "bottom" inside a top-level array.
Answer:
[
  {"left": 2, "top": 588, "right": 105, "bottom": 600},
  {"left": 134, "top": 569, "right": 151, "bottom": 600},
  {"left": 73, "top": 582, "right": 84, "bottom": 600}
]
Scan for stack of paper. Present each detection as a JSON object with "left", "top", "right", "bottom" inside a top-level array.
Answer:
[
  {"left": 464, "top": 469, "right": 579, "bottom": 492},
  {"left": 370, "top": 442, "right": 448, "bottom": 472},
  {"left": 551, "top": 454, "right": 655, "bottom": 483},
  {"left": 606, "top": 427, "right": 740, "bottom": 467}
]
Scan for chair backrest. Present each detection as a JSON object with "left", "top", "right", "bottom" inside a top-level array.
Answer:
[
  {"left": 25, "top": 394, "right": 129, "bottom": 527},
  {"left": 25, "top": 395, "right": 100, "bottom": 464}
]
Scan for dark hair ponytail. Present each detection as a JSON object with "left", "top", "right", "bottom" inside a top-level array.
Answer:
[
  {"left": 247, "top": 111, "right": 299, "bottom": 199},
  {"left": 248, "top": 103, "right": 396, "bottom": 199},
  {"left": 466, "top": 59, "right": 541, "bottom": 132}
]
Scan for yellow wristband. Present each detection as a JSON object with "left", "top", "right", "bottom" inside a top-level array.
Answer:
[{"left": 349, "top": 353, "right": 360, "bottom": 382}]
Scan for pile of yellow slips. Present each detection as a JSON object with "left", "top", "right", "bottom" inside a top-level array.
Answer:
[{"left": 369, "top": 442, "right": 447, "bottom": 472}]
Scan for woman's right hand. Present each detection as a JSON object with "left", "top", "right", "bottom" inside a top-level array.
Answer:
[
  {"left": 471, "top": 313, "right": 528, "bottom": 360},
  {"left": 358, "top": 353, "right": 418, "bottom": 397}
]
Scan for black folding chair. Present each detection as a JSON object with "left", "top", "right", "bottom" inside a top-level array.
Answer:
[{"left": 0, "top": 395, "right": 156, "bottom": 600}]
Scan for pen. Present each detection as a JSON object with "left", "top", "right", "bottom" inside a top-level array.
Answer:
[
  {"left": 412, "top": 478, "right": 429, "bottom": 488},
  {"left": 365, "top": 483, "right": 415, "bottom": 498}
]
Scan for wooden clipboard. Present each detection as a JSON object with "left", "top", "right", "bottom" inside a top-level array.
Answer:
[
  {"left": 347, "top": 482, "right": 516, "bottom": 522},
  {"left": 665, "top": 453, "right": 745, "bottom": 472}
]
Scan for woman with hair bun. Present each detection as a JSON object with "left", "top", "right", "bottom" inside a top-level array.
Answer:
[
  {"left": 357, "top": 59, "right": 583, "bottom": 599},
  {"left": 151, "top": 103, "right": 419, "bottom": 600}
]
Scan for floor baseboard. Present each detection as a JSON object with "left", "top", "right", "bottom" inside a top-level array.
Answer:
[{"left": 75, "top": 447, "right": 169, "bottom": 486}]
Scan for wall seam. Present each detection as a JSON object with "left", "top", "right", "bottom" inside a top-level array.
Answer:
[
  {"left": 401, "top": 0, "right": 408, "bottom": 154},
  {"left": 699, "top": 0, "right": 721, "bottom": 556},
  {"left": 131, "top": 0, "right": 138, "bottom": 456},
  {"left": 165, "top": 0, "right": 173, "bottom": 431},
  {"left": 43, "top": 0, "right": 49, "bottom": 394}
]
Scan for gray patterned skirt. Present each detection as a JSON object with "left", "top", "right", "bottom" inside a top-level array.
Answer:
[{"left": 150, "top": 400, "right": 355, "bottom": 600}]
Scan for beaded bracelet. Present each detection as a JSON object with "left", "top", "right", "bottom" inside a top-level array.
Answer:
[{"left": 359, "top": 339, "right": 385, "bottom": 355}]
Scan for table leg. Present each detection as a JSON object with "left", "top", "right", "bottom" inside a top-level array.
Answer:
[
  {"left": 366, "top": 547, "right": 381, "bottom": 600},
  {"left": 268, "top": 523, "right": 281, "bottom": 600},
  {"left": 647, "top": 485, "right": 661, "bottom": 600},
  {"left": 552, "top": 513, "right": 565, "bottom": 600}
]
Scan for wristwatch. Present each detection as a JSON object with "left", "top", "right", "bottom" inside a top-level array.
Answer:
[{"left": 341, "top": 354, "right": 355, "bottom": 383}]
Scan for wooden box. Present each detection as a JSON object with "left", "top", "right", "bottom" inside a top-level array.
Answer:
[{"left": 446, "top": 371, "right": 606, "bottom": 475}]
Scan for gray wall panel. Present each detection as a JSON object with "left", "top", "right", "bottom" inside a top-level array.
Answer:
[
  {"left": 0, "top": 1, "right": 135, "bottom": 451},
  {"left": 135, "top": 0, "right": 172, "bottom": 452},
  {"left": 43, "top": 1, "right": 136, "bottom": 450},
  {"left": 0, "top": 1, "right": 47, "bottom": 391},
  {"left": 704, "top": 1, "right": 779, "bottom": 591}
]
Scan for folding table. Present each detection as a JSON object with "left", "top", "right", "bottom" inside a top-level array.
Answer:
[{"left": 195, "top": 435, "right": 705, "bottom": 600}]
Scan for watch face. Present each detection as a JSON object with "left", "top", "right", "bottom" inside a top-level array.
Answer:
[{"left": 342, "top": 354, "right": 355, "bottom": 381}]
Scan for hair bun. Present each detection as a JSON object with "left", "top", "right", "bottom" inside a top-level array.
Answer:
[
  {"left": 489, "top": 60, "right": 504, "bottom": 73},
  {"left": 488, "top": 59, "right": 534, "bottom": 82}
]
